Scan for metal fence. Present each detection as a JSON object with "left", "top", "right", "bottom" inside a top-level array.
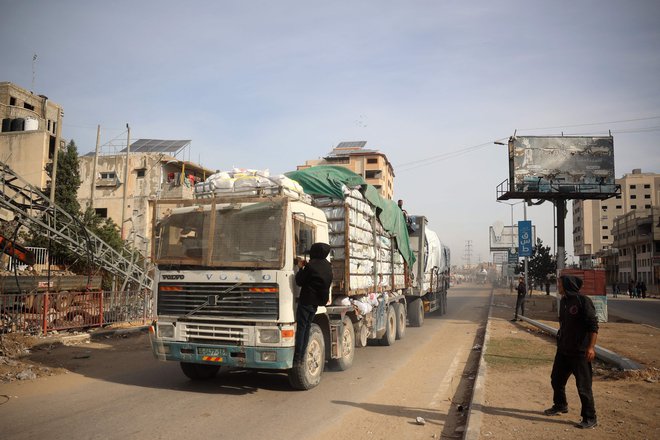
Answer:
[{"left": 0, "top": 289, "right": 154, "bottom": 335}]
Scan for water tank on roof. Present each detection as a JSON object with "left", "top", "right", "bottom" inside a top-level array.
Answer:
[
  {"left": 24, "top": 117, "right": 39, "bottom": 131},
  {"left": 1, "top": 118, "right": 11, "bottom": 132},
  {"left": 10, "top": 118, "right": 25, "bottom": 132}
]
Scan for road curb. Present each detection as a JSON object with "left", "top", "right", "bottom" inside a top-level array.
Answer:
[{"left": 463, "top": 287, "right": 494, "bottom": 440}]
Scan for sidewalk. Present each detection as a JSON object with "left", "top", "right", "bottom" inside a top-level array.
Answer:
[{"left": 468, "top": 289, "right": 659, "bottom": 440}]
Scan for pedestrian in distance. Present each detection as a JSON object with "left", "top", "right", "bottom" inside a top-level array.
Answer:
[
  {"left": 612, "top": 283, "right": 619, "bottom": 298},
  {"left": 544, "top": 275, "right": 599, "bottom": 429},
  {"left": 293, "top": 242, "right": 333, "bottom": 365},
  {"left": 640, "top": 281, "right": 647, "bottom": 299},
  {"left": 628, "top": 279, "right": 635, "bottom": 298},
  {"left": 511, "top": 277, "right": 526, "bottom": 321}
]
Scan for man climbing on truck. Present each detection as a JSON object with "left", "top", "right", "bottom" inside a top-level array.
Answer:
[{"left": 294, "top": 242, "right": 333, "bottom": 364}]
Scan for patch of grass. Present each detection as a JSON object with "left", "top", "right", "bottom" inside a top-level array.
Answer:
[{"left": 485, "top": 337, "right": 555, "bottom": 369}]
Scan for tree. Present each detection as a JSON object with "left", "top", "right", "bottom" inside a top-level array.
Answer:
[
  {"left": 516, "top": 238, "right": 557, "bottom": 290},
  {"left": 26, "top": 140, "right": 125, "bottom": 280}
]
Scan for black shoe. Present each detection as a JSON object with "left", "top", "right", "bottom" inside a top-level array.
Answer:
[
  {"left": 576, "top": 418, "right": 597, "bottom": 429},
  {"left": 544, "top": 406, "right": 568, "bottom": 416},
  {"left": 510, "top": 318, "right": 518, "bottom": 322}
]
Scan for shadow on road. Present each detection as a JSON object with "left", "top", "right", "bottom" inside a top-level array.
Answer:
[{"left": 331, "top": 400, "right": 447, "bottom": 426}]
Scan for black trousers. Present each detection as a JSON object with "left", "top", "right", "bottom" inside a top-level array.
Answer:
[
  {"left": 294, "top": 303, "right": 317, "bottom": 361},
  {"left": 514, "top": 295, "right": 525, "bottom": 318},
  {"left": 550, "top": 351, "right": 596, "bottom": 419}
]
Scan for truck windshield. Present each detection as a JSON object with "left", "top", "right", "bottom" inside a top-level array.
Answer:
[{"left": 155, "top": 199, "right": 286, "bottom": 268}]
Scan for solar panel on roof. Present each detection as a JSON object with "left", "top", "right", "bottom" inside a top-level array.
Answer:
[
  {"left": 120, "top": 139, "right": 191, "bottom": 154},
  {"left": 336, "top": 141, "right": 367, "bottom": 149}
]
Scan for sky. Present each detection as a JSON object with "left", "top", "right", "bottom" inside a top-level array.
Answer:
[{"left": 2, "top": 0, "right": 659, "bottom": 266}]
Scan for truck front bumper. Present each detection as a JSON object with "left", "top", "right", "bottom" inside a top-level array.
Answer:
[{"left": 149, "top": 330, "right": 295, "bottom": 370}]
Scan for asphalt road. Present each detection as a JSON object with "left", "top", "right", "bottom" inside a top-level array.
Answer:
[
  {"left": 607, "top": 296, "right": 660, "bottom": 327},
  {"left": 0, "top": 284, "right": 491, "bottom": 440}
]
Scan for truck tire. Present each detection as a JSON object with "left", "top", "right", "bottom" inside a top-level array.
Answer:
[
  {"left": 379, "top": 305, "right": 396, "bottom": 346},
  {"left": 408, "top": 298, "right": 424, "bottom": 327},
  {"left": 355, "top": 322, "right": 369, "bottom": 348},
  {"left": 394, "top": 302, "right": 406, "bottom": 340},
  {"left": 329, "top": 317, "right": 355, "bottom": 371},
  {"left": 180, "top": 362, "right": 220, "bottom": 380},
  {"left": 289, "top": 323, "right": 325, "bottom": 390}
]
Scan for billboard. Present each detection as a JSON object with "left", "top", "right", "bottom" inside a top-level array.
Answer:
[
  {"left": 509, "top": 136, "right": 617, "bottom": 196},
  {"left": 489, "top": 224, "right": 536, "bottom": 251}
]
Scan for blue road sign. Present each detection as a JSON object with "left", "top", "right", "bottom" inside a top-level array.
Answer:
[{"left": 518, "top": 220, "right": 533, "bottom": 257}]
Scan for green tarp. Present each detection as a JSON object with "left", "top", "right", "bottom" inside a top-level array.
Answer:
[{"left": 285, "top": 165, "right": 415, "bottom": 267}]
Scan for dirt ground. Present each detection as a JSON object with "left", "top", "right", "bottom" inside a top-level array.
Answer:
[
  {"left": 480, "top": 288, "right": 660, "bottom": 440},
  {"left": 0, "top": 326, "right": 148, "bottom": 383}
]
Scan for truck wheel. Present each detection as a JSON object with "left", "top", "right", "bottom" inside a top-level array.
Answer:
[
  {"left": 329, "top": 317, "right": 355, "bottom": 371},
  {"left": 379, "top": 305, "right": 396, "bottom": 346},
  {"left": 180, "top": 362, "right": 220, "bottom": 380},
  {"left": 289, "top": 324, "right": 325, "bottom": 390},
  {"left": 355, "top": 322, "right": 369, "bottom": 348},
  {"left": 394, "top": 302, "right": 406, "bottom": 340},
  {"left": 408, "top": 299, "right": 424, "bottom": 327}
]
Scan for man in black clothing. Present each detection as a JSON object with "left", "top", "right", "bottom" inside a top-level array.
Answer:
[
  {"left": 293, "top": 242, "right": 333, "bottom": 364},
  {"left": 544, "top": 275, "right": 599, "bottom": 429},
  {"left": 511, "top": 277, "right": 526, "bottom": 321}
]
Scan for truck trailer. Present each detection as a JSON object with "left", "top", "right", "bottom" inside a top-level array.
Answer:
[{"left": 149, "top": 166, "right": 449, "bottom": 389}]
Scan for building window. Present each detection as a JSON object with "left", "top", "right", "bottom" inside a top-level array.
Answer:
[
  {"left": 616, "top": 205, "right": 622, "bottom": 209},
  {"left": 631, "top": 205, "right": 637, "bottom": 209},
  {"left": 602, "top": 236, "right": 609, "bottom": 240},
  {"left": 9, "top": 97, "right": 16, "bottom": 106},
  {"left": 136, "top": 169, "right": 146, "bottom": 178},
  {"left": 630, "top": 184, "right": 636, "bottom": 189},
  {"left": 630, "top": 194, "right": 636, "bottom": 199},
  {"left": 644, "top": 194, "right": 650, "bottom": 199},
  {"left": 95, "top": 208, "right": 108, "bottom": 218},
  {"left": 602, "top": 225, "right": 608, "bottom": 230},
  {"left": 23, "top": 102, "right": 35, "bottom": 111},
  {"left": 100, "top": 172, "right": 117, "bottom": 179},
  {"left": 645, "top": 204, "right": 651, "bottom": 209},
  {"left": 365, "top": 170, "right": 382, "bottom": 179},
  {"left": 601, "top": 206, "right": 608, "bottom": 210},
  {"left": 643, "top": 184, "right": 650, "bottom": 189},
  {"left": 616, "top": 195, "right": 621, "bottom": 199},
  {"left": 367, "top": 158, "right": 378, "bottom": 164}
]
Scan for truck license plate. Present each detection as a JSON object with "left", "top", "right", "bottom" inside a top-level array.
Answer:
[{"left": 197, "top": 347, "right": 223, "bottom": 357}]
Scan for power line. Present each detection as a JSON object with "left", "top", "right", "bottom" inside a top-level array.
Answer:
[{"left": 517, "top": 115, "right": 660, "bottom": 132}]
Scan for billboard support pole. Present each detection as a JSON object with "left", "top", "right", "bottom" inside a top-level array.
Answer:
[{"left": 556, "top": 200, "right": 566, "bottom": 272}]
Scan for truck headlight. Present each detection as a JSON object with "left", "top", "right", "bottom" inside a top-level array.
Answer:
[
  {"left": 157, "top": 323, "right": 174, "bottom": 338},
  {"left": 258, "top": 328, "right": 280, "bottom": 343}
]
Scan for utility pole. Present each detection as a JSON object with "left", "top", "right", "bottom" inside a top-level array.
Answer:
[
  {"left": 90, "top": 125, "right": 101, "bottom": 209},
  {"left": 120, "top": 124, "right": 130, "bottom": 240},
  {"left": 464, "top": 240, "right": 473, "bottom": 268}
]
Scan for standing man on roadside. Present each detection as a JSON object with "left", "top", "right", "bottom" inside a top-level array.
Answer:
[
  {"left": 511, "top": 277, "right": 526, "bottom": 321},
  {"left": 544, "top": 274, "right": 599, "bottom": 429}
]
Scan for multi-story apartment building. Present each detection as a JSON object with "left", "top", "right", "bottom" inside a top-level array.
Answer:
[
  {"left": 612, "top": 207, "right": 660, "bottom": 293},
  {"left": 573, "top": 169, "right": 659, "bottom": 264},
  {"left": 0, "top": 81, "right": 64, "bottom": 191},
  {"left": 297, "top": 141, "right": 395, "bottom": 199},
  {"left": 573, "top": 169, "right": 659, "bottom": 290},
  {"left": 77, "top": 139, "right": 213, "bottom": 257}
]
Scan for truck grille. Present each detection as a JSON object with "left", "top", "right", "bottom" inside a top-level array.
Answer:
[
  {"left": 158, "top": 282, "right": 278, "bottom": 320},
  {"left": 182, "top": 322, "right": 248, "bottom": 344}
]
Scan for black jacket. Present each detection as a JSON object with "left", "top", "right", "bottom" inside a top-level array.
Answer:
[
  {"left": 557, "top": 275, "right": 599, "bottom": 355},
  {"left": 295, "top": 243, "right": 333, "bottom": 306},
  {"left": 517, "top": 282, "right": 526, "bottom": 297}
]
